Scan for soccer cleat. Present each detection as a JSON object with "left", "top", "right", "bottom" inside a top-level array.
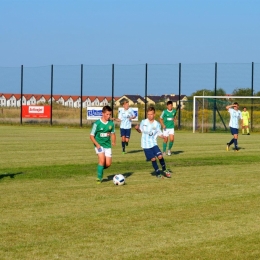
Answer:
[
  {"left": 167, "top": 150, "right": 171, "bottom": 156},
  {"left": 234, "top": 149, "right": 239, "bottom": 152},
  {"left": 226, "top": 143, "right": 230, "bottom": 151},
  {"left": 164, "top": 169, "right": 172, "bottom": 178},
  {"left": 122, "top": 151, "right": 127, "bottom": 154},
  {"left": 96, "top": 178, "right": 102, "bottom": 184},
  {"left": 156, "top": 174, "right": 164, "bottom": 179},
  {"left": 247, "top": 133, "right": 250, "bottom": 135}
]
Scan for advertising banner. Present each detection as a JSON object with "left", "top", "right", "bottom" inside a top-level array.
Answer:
[
  {"left": 87, "top": 107, "right": 138, "bottom": 121},
  {"left": 22, "top": 105, "right": 51, "bottom": 118}
]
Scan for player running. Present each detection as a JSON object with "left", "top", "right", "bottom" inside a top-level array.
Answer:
[
  {"left": 159, "top": 100, "right": 177, "bottom": 156},
  {"left": 135, "top": 106, "right": 171, "bottom": 178},
  {"left": 90, "top": 105, "right": 116, "bottom": 184}
]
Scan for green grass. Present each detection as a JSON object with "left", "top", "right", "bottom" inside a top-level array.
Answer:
[{"left": 0, "top": 125, "right": 260, "bottom": 260}]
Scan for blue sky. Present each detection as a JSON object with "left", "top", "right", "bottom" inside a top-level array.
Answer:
[{"left": 1, "top": 0, "right": 260, "bottom": 67}]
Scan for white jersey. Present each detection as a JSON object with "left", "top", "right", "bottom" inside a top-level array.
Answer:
[
  {"left": 139, "top": 119, "right": 163, "bottom": 149},
  {"left": 228, "top": 108, "right": 242, "bottom": 129},
  {"left": 118, "top": 108, "right": 136, "bottom": 129}
]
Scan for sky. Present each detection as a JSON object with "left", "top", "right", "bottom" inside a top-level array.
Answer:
[
  {"left": 1, "top": 0, "right": 260, "bottom": 67},
  {"left": 1, "top": 0, "right": 260, "bottom": 96}
]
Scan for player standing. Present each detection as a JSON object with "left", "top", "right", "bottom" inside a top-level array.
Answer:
[
  {"left": 159, "top": 100, "right": 177, "bottom": 156},
  {"left": 90, "top": 105, "right": 116, "bottom": 184},
  {"left": 226, "top": 102, "right": 242, "bottom": 152},
  {"left": 135, "top": 106, "right": 171, "bottom": 178},
  {"left": 117, "top": 100, "right": 136, "bottom": 154},
  {"left": 241, "top": 107, "right": 250, "bottom": 135}
]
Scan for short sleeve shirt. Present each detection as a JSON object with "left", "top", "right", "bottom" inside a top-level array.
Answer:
[
  {"left": 118, "top": 108, "right": 136, "bottom": 129},
  {"left": 228, "top": 108, "right": 242, "bottom": 129},
  {"left": 90, "top": 119, "right": 115, "bottom": 148},
  {"left": 160, "top": 109, "right": 177, "bottom": 129}
]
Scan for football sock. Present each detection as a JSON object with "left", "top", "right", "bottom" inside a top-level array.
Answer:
[
  {"left": 159, "top": 157, "right": 166, "bottom": 171},
  {"left": 122, "top": 141, "right": 125, "bottom": 152},
  {"left": 151, "top": 160, "right": 159, "bottom": 171},
  {"left": 229, "top": 139, "right": 234, "bottom": 146},
  {"left": 97, "top": 165, "right": 104, "bottom": 180},
  {"left": 163, "top": 143, "right": 167, "bottom": 152},
  {"left": 242, "top": 129, "right": 245, "bottom": 134},
  {"left": 125, "top": 142, "right": 128, "bottom": 146},
  {"left": 234, "top": 139, "right": 238, "bottom": 149},
  {"left": 168, "top": 141, "right": 174, "bottom": 150},
  {"left": 247, "top": 128, "right": 249, "bottom": 134}
]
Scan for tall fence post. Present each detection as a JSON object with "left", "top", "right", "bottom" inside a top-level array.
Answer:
[
  {"left": 80, "top": 64, "right": 83, "bottom": 127},
  {"left": 251, "top": 62, "right": 254, "bottom": 131},
  {"left": 178, "top": 63, "right": 181, "bottom": 130},
  {"left": 145, "top": 63, "right": 148, "bottom": 119},
  {"left": 112, "top": 64, "right": 115, "bottom": 118},
  {"left": 50, "top": 65, "right": 53, "bottom": 126},
  {"left": 20, "top": 65, "right": 23, "bottom": 125},
  {"left": 213, "top": 62, "right": 218, "bottom": 131}
]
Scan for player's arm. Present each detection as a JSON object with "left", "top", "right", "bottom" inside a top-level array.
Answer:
[
  {"left": 159, "top": 116, "right": 166, "bottom": 130},
  {"left": 226, "top": 104, "right": 236, "bottom": 110},
  {"left": 111, "top": 132, "right": 116, "bottom": 146},
  {"left": 135, "top": 124, "right": 141, "bottom": 133},
  {"left": 90, "top": 134, "right": 101, "bottom": 149}
]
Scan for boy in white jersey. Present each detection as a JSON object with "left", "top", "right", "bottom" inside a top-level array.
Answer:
[
  {"left": 226, "top": 102, "right": 242, "bottom": 152},
  {"left": 135, "top": 106, "right": 171, "bottom": 178},
  {"left": 116, "top": 100, "right": 136, "bottom": 154},
  {"left": 90, "top": 105, "right": 116, "bottom": 184},
  {"left": 241, "top": 107, "right": 250, "bottom": 135}
]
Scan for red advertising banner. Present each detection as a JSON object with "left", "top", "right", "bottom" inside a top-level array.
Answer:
[{"left": 22, "top": 105, "right": 51, "bottom": 118}]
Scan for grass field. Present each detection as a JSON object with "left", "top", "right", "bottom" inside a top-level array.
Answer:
[{"left": 0, "top": 125, "right": 260, "bottom": 260}]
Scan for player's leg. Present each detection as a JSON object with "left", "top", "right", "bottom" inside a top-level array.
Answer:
[
  {"left": 95, "top": 147, "right": 106, "bottom": 183},
  {"left": 162, "top": 129, "right": 168, "bottom": 155},
  {"left": 242, "top": 125, "right": 245, "bottom": 135},
  {"left": 167, "top": 129, "right": 175, "bottom": 155},
  {"left": 227, "top": 127, "right": 235, "bottom": 151},
  {"left": 144, "top": 148, "right": 162, "bottom": 178},
  {"left": 125, "top": 129, "right": 131, "bottom": 147},
  {"left": 120, "top": 128, "right": 126, "bottom": 153},
  {"left": 153, "top": 145, "right": 171, "bottom": 178}
]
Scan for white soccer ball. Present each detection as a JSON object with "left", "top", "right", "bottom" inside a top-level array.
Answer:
[{"left": 113, "top": 174, "right": 125, "bottom": 186}]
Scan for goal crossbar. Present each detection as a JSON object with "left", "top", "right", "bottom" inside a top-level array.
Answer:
[{"left": 193, "top": 96, "right": 260, "bottom": 133}]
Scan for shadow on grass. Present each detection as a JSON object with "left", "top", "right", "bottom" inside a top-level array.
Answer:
[
  {"left": 103, "top": 172, "right": 134, "bottom": 183},
  {"left": 0, "top": 172, "right": 24, "bottom": 180},
  {"left": 126, "top": 149, "right": 143, "bottom": 154},
  {"left": 172, "top": 150, "right": 184, "bottom": 155}
]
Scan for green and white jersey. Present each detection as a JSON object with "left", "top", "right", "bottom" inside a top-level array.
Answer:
[
  {"left": 160, "top": 109, "right": 177, "bottom": 129},
  {"left": 90, "top": 119, "right": 115, "bottom": 148}
]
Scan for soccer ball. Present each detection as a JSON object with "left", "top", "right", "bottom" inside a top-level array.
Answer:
[{"left": 113, "top": 174, "right": 125, "bottom": 186}]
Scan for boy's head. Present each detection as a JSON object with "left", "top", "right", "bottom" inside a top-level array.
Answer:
[
  {"left": 122, "top": 100, "right": 129, "bottom": 109},
  {"left": 166, "top": 100, "right": 173, "bottom": 110},
  {"left": 243, "top": 107, "right": 247, "bottom": 111},
  {"left": 102, "top": 105, "right": 112, "bottom": 121},
  {"left": 147, "top": 106, "right": 156, "bottom": 120},
  {"left": 233, "top": 102, "right": 239, "bottom": 110}
]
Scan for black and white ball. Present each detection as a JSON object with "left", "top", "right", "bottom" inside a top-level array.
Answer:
[{"left": 113, "top": 174, "right": 125, "bottom": 185}]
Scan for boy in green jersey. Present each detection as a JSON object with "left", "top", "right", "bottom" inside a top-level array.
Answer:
[
  {"left": 90, "top": 106, "right": 116, "bottom": 183},
  {"left": 159, "top": 101, "right": 177, "bottom": 156}
]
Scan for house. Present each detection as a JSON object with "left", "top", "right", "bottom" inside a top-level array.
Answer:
[{"left": 115, "top": 95, "right": 146, "bottom": 106}]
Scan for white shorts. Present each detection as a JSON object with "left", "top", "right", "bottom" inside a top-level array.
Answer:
[
  {"left": 95, "top": 146, "right": 112, "bottom": 157},
  {"left": 163, "top": 128, "right": 174, "bottom": 137}
]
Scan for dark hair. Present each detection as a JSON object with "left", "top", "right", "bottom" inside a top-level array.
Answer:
[
  {"left": 243, "top": 107, "right": 247, "bottom": 109},
  {"left": 147, "top": 106, "right": 155, "bottom": 113},
  {"left": 167, "top": 101, "right": 173, "bottom": 105},
  {"left": 233, "top": 102, "right": 239, "bottom": 106},
  {"left": 102, "top": 105, "right": 112, "bottom": 113}
]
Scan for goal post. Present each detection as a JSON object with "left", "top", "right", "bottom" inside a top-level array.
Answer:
[{"left": 193, "top": 96, "right": 260, "bottom": 133}]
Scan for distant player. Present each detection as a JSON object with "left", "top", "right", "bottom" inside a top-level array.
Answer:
[
  {"left": 90, "top": 105, "right": 116, "bottom": 184},
  {"left": 135, "top": 106, "right": 171, "bottom": 178},
  {"left": 116, "top": 100, "right": 136, "bottom": 154},
  {"left": 242, "top": 107, "right": 250, "bottom": 135},
  {"left": 159, "top": 100, "right": 177, "bottom": 156},
  {"left": 226, "top": 102, "right": 242, "bottom": 152}
]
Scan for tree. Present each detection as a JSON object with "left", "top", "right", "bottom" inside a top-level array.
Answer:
[{"left": 232, "top": 88, "right": 252, "bottom": 96}]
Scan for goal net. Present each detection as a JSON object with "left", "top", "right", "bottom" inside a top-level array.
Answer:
[{"left": 192, "top": 96, "right": 260, "bottom": 133}]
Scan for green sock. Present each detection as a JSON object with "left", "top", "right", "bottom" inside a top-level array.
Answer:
[
  {"left": 97, "top": 165, "right": 104, "bottom": 180},
  {"left": 168, "top": 141, "right": 174, "bottom": 150},
  {"left": 163, "top": 143, "right": 167, "bottom": 152}
]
